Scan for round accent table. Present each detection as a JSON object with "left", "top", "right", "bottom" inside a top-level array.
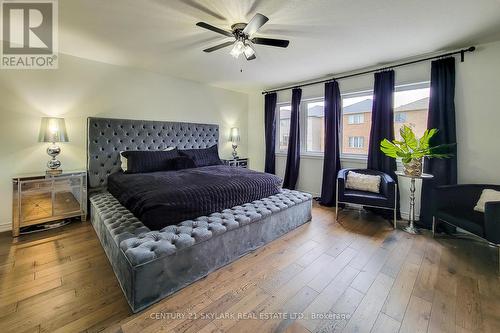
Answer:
[{"left": 395, "top": 171, "right": 434, "bottom": 234}]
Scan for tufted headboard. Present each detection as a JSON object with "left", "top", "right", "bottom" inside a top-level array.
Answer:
[{"left": 87, "top": 117, "right": 219, "bottom": 189}]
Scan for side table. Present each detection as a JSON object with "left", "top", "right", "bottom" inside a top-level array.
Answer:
[{"left": 395, "top": 171, "right": 433, "bottom": 234}]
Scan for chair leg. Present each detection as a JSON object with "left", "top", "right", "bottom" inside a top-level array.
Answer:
[
  {"left": 335, "top": 179, "right": 339, "bottom": 222},
  {"left": 498, "top": 246, "right": 500, "bottom": 276},
  {"left": 393, "top": 183, "right": 398, "bottom": 229},
  {"left": 432, "top": 217, "right": 436, "bottom": 237}
]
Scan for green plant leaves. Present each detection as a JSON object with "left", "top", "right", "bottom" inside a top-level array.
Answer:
[
  {"left": 379, "top": 125, "right": 454, "bottom": 161},
  {"left": 400, "top": 125, "right": 418, "bottom": 150}
]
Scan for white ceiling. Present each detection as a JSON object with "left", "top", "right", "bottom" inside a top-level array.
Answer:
[{"left": 59, "top": 0, "right": 500, "bottom": 92}]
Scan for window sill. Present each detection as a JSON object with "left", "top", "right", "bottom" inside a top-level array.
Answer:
[
  {"left": 275, "top": 153, "right": 404, "bottom": 169},
  {"left": 276, "top": 152, "right": 368, "bottom": 163}
]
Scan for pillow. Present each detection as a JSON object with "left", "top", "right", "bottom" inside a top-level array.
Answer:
[
  {"left": 179, "top": 145, "right": 222, "bottom": 167},
  {"left": 474, "top": 189, "right": 500, "bottom": 213},
  {"left": 172, "top": 156, "right": 196, "bottom": 170},
  {"left": 120, "top": 147, "right": 175, "bottom": 172},
  {"left": 121, "top": 149, "right": 179, "bottom": 173},
  {"left": 345, "top": 171, "right": 381, "bottom": 193},
  {"left": 120, "top": 151, "right": 128, "bottom": 172}
]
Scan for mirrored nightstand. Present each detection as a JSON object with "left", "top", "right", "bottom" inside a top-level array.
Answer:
[
  {"left": 222, "top": 158, "right": 248, "bottom": 168},
  {"left": 12, "top": 170, "right": 87, "bottom": 237}
]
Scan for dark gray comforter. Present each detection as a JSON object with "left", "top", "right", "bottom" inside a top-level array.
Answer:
[{"left": 107, "top": 165, "right": 282, "bottom": 230}]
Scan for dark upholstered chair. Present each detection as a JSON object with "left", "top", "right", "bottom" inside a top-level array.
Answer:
[
  {"left": 336, "top": 168, "right": 397, "bottom": 228},
  {"left": 432, "top": 184, "right": 500, "bottom": 269}
]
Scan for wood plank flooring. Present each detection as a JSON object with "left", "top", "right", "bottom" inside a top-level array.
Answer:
[{"left": 0, "top": 203, "right": 499, "bottom": 333}]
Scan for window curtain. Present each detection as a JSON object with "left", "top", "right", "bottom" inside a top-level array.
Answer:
[
  {"left": 367, "top": 70, "right": 397, "bottom": 178},
  {"left": 264, "top": 92, "right": 277, "bottom": 174},
  {"left": 320, "top": 81, "right": 342, "bottom": 206},
  {"left": 283, "top": 88, "right": 302, "bottom": 189},
  {"left": 367, "top": 70, "right": 400, "bottom": 218},
  {"left": 420, "top": 57, "right": 457, "bottom": 228}
]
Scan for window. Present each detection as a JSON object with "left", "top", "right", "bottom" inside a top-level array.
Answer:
[
  {"left": 348, "top": 136, "right": 364, "bottom": 148},
  {"left": 278, "top": 104, "right": 291, "bottom": 151},
  {"left": 394, "top": 112, "right": 407, "bottom": 123},
  {"left": 341, "top": 92, "right": 373, "bottom": 156},
  {"left": 348, "top": 114, "right": 364, "bottom": 124},
  {"left": 306, "top": 100, "right": 325, "bottom": 153},
  {"left": 394, "top": 84, "right": 430, "bottom": 139},
  {"left": 276, "top": 82, "right": 429, "bottom": 159}
]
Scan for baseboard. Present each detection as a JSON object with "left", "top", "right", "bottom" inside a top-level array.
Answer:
[
  {"left": 400, "top": 211, "right": 419, "bottom": 221},
  {"left": 0, "top": 222, "right": 11, "bottom": 232},
  {"left": 295, "top": 188, "right": 320, "bottom": 198}
]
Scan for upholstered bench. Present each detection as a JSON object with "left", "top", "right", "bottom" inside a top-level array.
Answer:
[{"left": 90, "top": 189, "right": 312, "bottom": 312}]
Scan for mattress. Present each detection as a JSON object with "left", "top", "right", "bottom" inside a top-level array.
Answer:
[{"left": 107, "top": 165, "right": 282, "bottom": 230}]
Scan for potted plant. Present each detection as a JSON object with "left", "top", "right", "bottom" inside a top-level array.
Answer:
[{"left": 380, "top": 125, "right": 454, "bottom": 177}]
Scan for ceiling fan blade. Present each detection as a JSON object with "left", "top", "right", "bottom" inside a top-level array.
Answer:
[
  {"left": 203, "top": 41, "right": 234, "bottom": 53},
  {"left": 251, "top": 37, "right": 289, "bottom": 48},
  {"left": 245, "top": 52, "right": 256, "bottom": 60},
  {"left": 242, "top": 13, "right": 269, "bottom": 36},
  {"left": 196, "top": 22, "right": 233, "bottom": 37}
]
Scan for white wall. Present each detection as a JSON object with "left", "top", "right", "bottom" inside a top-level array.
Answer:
[
  {"left": 0, "top": 54, "right": 249, "bottom": 231},
  {"left": 248, "top": 40, "right": 500, "bottom": 219}
]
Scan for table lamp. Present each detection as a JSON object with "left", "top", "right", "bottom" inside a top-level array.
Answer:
[
  {"left": 38, "top": 117, "right": 68, "bottom": 174},
  {"left": 229, "top": 127, "right": 240, "bottom": 160}
]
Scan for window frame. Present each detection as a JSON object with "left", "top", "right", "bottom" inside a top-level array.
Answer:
[
  {"left": 340, "top": 89, "right": 373, "bottom": 160},
  {"left": 348, "top": 113, "right": 364, "bottom": 125},
  {"left": 348, "top": 136, "right": 364, "bottom": 148},
  {"left": 276, "top": 102, "right": 292, "bottom": 153},
  {"left": 303, "top": 97, "right": 326, "bottom": 155},
  {"left": 394, "top": 112, "right": 407, "bottom": 123}
]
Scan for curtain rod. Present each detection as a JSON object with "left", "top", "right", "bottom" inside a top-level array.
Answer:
[{"left": 262, "top": 46, "right": 476, "bottom": 95}]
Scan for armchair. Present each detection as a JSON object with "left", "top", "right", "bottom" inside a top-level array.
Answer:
[
  {"left": 432, "top": 184, "right": 500, "bottom": 245},
  {"left": 336, "top": 169, "right": 397, "bottom": 228}
]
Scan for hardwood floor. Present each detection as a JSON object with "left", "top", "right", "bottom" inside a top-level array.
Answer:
[{"left": 0, "top": 204, "right": 498, "bottom": 333}]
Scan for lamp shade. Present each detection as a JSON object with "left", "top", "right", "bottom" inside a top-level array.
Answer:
[
  {"left": 38, "top": 117, "right": 69, "bottom": 143},
  {"left": 229, "top": 127, "right": 240, "bottom": 143}
]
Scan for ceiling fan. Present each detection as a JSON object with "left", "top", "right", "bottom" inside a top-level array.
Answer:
[{"left": 196, "top": 13, "right": 290, "bottom": 60}]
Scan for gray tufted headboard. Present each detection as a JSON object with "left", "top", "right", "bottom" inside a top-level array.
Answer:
[{"left": 87, "top": 117, "right": 219, "bottom": 189}]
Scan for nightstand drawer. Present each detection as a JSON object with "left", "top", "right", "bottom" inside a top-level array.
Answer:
[{"left": 222, "top": 158, "right": 249, "bottom": 168}]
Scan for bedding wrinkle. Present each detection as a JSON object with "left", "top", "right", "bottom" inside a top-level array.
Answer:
[{"left": 108, "top": 165, "right": 282, "bottom": 230}]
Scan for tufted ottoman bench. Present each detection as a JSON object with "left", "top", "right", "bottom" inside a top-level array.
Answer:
[{"left": 90, "top": 189, "right": 312, "bottom": 312}]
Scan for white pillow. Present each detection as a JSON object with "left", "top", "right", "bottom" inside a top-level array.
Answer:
[
  {"left": 474, "top": 189, "right": 500, "bottom": 213},
  {"left": 345, "top": 171, "right": 381, "bottom": 193},
  {"left": 120, "top": 151, "right": 128, "bottom": 171},
  {"left": 120, "top": 147, "right": 175, "bottom": 172}
]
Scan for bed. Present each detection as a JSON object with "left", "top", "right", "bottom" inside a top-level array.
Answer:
[{"left": 87, "top": 117, "right": 312, "bottom": 312}]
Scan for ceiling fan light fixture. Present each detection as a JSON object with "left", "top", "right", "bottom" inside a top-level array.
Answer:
[
  {"left": 243, "top": 44, "right": 255, "bottom": 58},
  {"left": 230, "top": 40, "right": 245, "bottom": 58}
]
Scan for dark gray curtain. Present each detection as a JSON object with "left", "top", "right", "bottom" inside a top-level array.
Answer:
[
  {"left": 320, "top": 81, "right": 342, "bottom": 206},
  {"left": 264, "top": 92, "right": 277, "bottom": 174},
  {"left": 283, "top": 88, "right": 302, "bottom": 189},
  {"left": 420, "top": 57, "right": 457, "bottom": 228},
  {"left": 367, "top": 70, "right": 397, "bottom": 178}
]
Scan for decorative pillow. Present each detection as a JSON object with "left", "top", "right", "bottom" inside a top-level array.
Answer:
[
  {"left": 120, "top": 151, "right": 128, "bottom": 172},
  {"left": 121, "top": 149, "right": 179, "bottom": 173},
  {"left": 179, "top": 145, "right": 222, "bottom": 167},
  {"left": 345, "top": 171, "right": 381, "bottom": 193},
  {"left": 173, "top": 156, "right": 197, "bottom": 170},
  {"left": 120, "top": 147, "right": 175, "bottom": 172},
  {"left": 474, "top": 189, "right": 500, "bottom": 213}
]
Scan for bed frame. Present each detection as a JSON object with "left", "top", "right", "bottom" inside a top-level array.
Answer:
[{"left": 87, "top": 117, "right": 312, "bottom": 312}]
